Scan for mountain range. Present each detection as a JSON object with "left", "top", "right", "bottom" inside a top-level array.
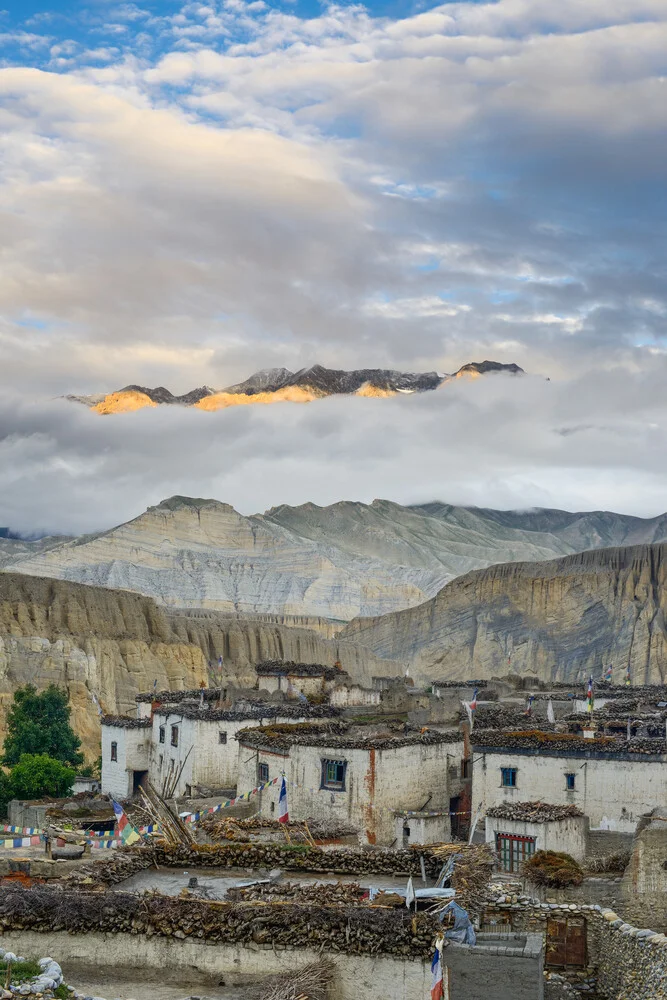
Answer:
[
  {"left": 66, "top": 360, "right": 524, "bottom": 414},
  {"left": 4, "top": 495, "right": 667, "bottom": 621}
]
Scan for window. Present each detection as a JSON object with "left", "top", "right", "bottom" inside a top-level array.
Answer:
[
  {"left": 565, "top": 772, "right": 576, "bottom": 791},
  {"left": 496, "top": 833, "right": 536, "bottom": 872},
  {"left": 218, "top": 731, "right": 227, "bottom": 745},
  {"left": 110, "top": 741, "right": 118, "bottom": 762},
  {"left": 159, "top": 754, "right": 163, "bottom": 770},
  {"left": 321, "top": 758, "right": 347, "bottom": 791},
  {"left": 170, "top": 725, "right": 179, "bottom": 747},
  {"left": 258, "top": 762, "right": 269, "bottom": 784},
  {"left": 460, "top": 759, "right": 471, "bottom": 779},
  {"left": 501, "top": 767, "right": 517, "bottom": 788},
  {"left": 159, "top": 726, "right": 165, "bottom": 744}
]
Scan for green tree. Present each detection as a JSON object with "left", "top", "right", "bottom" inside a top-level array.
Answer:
[
  {"left": 1, "top": 685, "right": 84, "bottom": 768},
  {"left": 6, "top": 754, "right": 76, "bottom": 801},
  {"left": 0, "top": 769, "right": 11, "bottom": 816}
]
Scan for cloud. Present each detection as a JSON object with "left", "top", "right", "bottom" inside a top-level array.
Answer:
[
  {"left": 0, "top": 0, "right": 665, "bottom": 526},
  {"left": 3, "top": 366, "right": 667, "bottom": 535}
]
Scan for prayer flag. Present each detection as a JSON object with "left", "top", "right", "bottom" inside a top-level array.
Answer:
[
  {"left": 278, "top": 775, "right": 289, "bottom": 823},
  {"left": 547, "top": 699, "right": 555, "bottom": 723},
  {"left": 470, "top": 688, "right": 478, "bottom": 711},
  {"left": 587, "top": 676, "right": 594, "bottom": 713},
  {"left": 431, "top": 938, "right": 444, "bottom": 1000},
  {"left": 112, "top": 800, "right": 142, "bottom": 847},
  {"left": 604, "top": 664, "right": 613, "bottom": 683},
  {"left": 405, "top": 876, "right": 415, "bottom": 909}
]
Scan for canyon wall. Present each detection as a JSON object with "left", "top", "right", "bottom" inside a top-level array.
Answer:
[
  {"left": 341, "top": 543, "right": 667, "bottom": 685},
  {"left": 0, "top": 574, "right": 399, "bottom": 758}
]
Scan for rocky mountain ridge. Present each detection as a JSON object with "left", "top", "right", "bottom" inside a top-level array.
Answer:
[
  {"left": 340, "top": 542, "right": 667, "bottom": 685},
  {"left": 66, "top": 360, "right": 524, "bottom": 413},
  {"left": 5, "top": 495, "right": 667, "bottom": 621}
]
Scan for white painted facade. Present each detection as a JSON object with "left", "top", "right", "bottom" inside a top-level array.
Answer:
[
  {"left": 394, "top": 811, "right": 450, "bottom": 847},
  {"left": 101, "top": 722, "right": 151, "bottom": 800},
  {"left": 574, "top": 698, "right": 610, "bottom": 714},
  {"left": 471, "top": 747, "right": 667, "bottom": 833},
  {"left": 485, "top": 814, "right": 589, "bottom": 862},
  {"left": 256, "top": 673, "right": 333, "bottom": 698},
  {"left": 149, "top": 711, "right": 316, "bottom": 797},
  {"left": 329, "top": 686, "right": 381, "bottom": 709},
  {"left": 238, "top": 737, "right": 464, "bottom": 845}
]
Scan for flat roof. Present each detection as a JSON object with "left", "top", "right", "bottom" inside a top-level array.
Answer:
[
  {"left": 238, "top": 721, "right": 463, "bottom": 752},
  {"left": 472, "top": 728, "right": 667, "bottom": 761},
  {"left": 101, "top": 715, "right": 152, "bottom": 729},
  {"left": 487, "top": 801, "right": 584, "bottom": 822}
]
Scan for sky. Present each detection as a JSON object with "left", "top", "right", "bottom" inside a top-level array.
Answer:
[{"left": 1, "top": 0, "right": 667, "bottom": 533}]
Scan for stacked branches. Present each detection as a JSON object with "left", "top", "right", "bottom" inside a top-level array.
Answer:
[{"left": 0, "top": 886, "right": 437, "bottom": 959}]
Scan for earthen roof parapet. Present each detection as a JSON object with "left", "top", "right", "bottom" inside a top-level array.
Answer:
[
  {"left": 486, "top": 801, "right": 584, "bottom": 822},
  {"left": 237, "top": 721, "right": 463, "bottom": 752},
  {"left": 101, "top": 715, "right": 152, "bottom": 729},
  {"left": 471, "top": 728, "right": 667, "bottom": 759},
  {"left": 256, "top": 659, "right": 348, "bottom": 681}
]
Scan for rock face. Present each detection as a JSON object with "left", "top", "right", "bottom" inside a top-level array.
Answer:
[
  {"left": 66, "top": 360, "right": 524, "bottom": 413},
  {"left": 8, "top": 496, "right": 667, "bottom": 622},
  {"left": 340, "top": 543, "right": 667, "bottom": 685},
  {"left": 0, "top": 574, "right": 401, "bottom": 756},
  {"left": 0, "top": 573, "right": 208, "bottom": 756}
]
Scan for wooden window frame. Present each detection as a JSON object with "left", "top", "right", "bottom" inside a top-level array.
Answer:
[
  {"left": 110, "top": 741, "right": 118, "bottom": 762},
  {"left": 495, "top": 832, "right": 536, "bottom": 872},
  {"left": 500, "top": 766, "right": 517, "bottom": 788},
  {"left": 321, "top": 758, "right": 347, "bottom": 791}
]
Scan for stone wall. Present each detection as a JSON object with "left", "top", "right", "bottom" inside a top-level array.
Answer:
[
  {"left": 619, "top": 817, "right": 667, "bottom": 931},
  {"left": 594, "top": 909, "right": 667, "bottom": 1000},
  {"left": 0, "top": 930, "right": 545, "bottom": 1000},
  {"left": 481, "top": 895, "right": 667, "bottom": 1000}
]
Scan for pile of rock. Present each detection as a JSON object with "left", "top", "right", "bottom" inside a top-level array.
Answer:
[{"left": 0, "top": 950, "right": 64, "bottom": 999}]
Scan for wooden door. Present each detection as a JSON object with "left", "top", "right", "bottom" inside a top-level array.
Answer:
[{"left": 546, "top": 917, "right": 587, "bottom": 967}]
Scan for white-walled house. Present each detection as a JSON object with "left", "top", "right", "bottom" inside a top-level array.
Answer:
[
  {"left": 147, "top": 702, "right": 340, "bottom": 798},
  {"left": 484, "top": 802, "right": 589, "bottom": 869},
  {"left": 237, "top": 722, "right": 465, "bottom": 845},
  {"left": 101, "top": 716, "right": 152, "bottom": 800},
  {"left": 101, "top": 687, "right": 341, "bottom": 800},
  {"left": 471, "top": 730, "right": 667, "bottom": 834},
  {"left": 148, "top": 707, "right": 276, "bottom": 797},
  {"left": 255, "top": 661, "right": 347, "bottom": 699},
  {"left": 329, "top": 685, "right": 381, "bottom": 709}
]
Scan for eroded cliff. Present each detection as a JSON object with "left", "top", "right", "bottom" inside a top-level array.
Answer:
[
  {"left": 0, "top": 574, "right": 401, "bottom": 757},
  {"left": 340, "top": 543, "right": 667, "bottom": 685}
]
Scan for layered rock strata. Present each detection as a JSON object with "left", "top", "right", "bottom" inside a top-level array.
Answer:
[
  {"left": 10, "top": 495, "right": 667, "bottom": 621},
  {"left": 341, "top": 543, "right": 667, "bottom": 685}
]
